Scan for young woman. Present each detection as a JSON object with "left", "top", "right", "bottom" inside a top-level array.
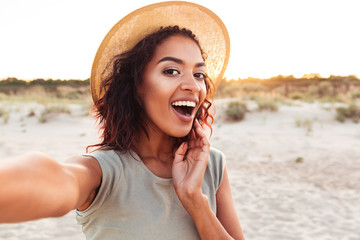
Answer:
[{"left": 0, "top": 2, "right": 245, "bottom": 239}]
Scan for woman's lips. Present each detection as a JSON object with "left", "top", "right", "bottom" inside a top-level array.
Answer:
[{"left": 171, "top": 105, "right": 195, "bottom": 122}]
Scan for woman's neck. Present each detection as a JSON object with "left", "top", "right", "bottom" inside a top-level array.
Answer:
[{"left": 133, "top": 128, "right": 176, "bottom": 164}]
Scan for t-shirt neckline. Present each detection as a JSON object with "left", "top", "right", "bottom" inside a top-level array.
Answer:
[{"left": 128, "top": 149, "right": 173, "bottom": 185}]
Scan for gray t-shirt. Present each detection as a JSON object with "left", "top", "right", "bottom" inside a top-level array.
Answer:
[{"left": 76, "top": 147, "right": 225, "bottom": 240}]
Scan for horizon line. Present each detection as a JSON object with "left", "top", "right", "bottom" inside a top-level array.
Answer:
[{"left": 1, "top": 73, "right": 359, "bottom": 82}]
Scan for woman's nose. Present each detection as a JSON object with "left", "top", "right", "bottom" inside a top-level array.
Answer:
[{"left": 180, "top": 72, "right": 202, "bottom": 92}]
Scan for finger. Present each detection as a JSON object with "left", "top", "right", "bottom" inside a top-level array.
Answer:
[
  {"left": 188, "top": 129, "right": 197, "bottom": 150},
  {"left": 194, "top": 121, "right": 210, "bottom": 147},
  {"left": 194, "top": 118, "right": 201, "bottom": 128},
  {"left": 193, "top": 119, "right": 203, "bottom": 138},
  {"left": 189, "top": 127, "right": 196, "bottom": 141},
  {"left": 194, "top": 119, "right": 206, "bottom": 139},
  {"left": 173, "top": 142, "right": 188, "bottom": 164}
]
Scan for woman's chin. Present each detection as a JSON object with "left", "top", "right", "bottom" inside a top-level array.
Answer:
[{"left": 169, "top": 128, "right": 192, "bottom": 138}]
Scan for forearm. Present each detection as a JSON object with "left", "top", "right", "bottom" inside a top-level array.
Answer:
[
  {"left": 181, "top": 194, "right": 234, "bottom": 240},
  {"left": 0, "top": 152, "right": 78, "bottom": 223}
]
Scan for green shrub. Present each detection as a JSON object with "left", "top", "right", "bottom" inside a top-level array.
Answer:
[
  {"left": 336, "top": 104, "right": 360, "bottom": 123},
  {"left": 28, "top": 108, "right": 36, "bottom": 117},
  {"left": 64, "top": 90, "right": 83, "bottom": 100},
  {"left": 290, "top": 92, "right": 304, "bottom": 100},
  {"left": 352, "top": 92, "right": 360, "bottom": 99},
  {"left": 38, "top": 104, "right": 71, "bottom": 123},
  {"left": 295, "top": 119, "right": 313, "bottom": 134},
  {"left": 44, "top": 105, "right": 71, "bottom": 114},
  {"left": 38, "top": 112, "right": 48, "bottom": 123},
  {"left": 336, "top": 113, "right": 346, "bottom": 123},
  {"left": 256, "top": 98, "right": 278, "bottom": 112},
  {"left": 0, "top": 108, "right": 9, "bottom": 124},
  {"left": 318, "top": 81, "right": 334, "bottom": 97},
  {"left": 307, "top": 85, "right": 319, "bottom": 96},
  {"left": 225, "top": 101, "right": 247, "bottom": 121}
]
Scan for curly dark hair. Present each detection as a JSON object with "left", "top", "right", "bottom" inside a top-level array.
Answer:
[{"left": 87, "top": 26, "right": 215, "bottom": 152}]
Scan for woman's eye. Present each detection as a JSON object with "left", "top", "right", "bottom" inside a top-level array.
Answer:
[
  {"left": 194, "top": 73, "right": 206, "bottom": 79},
  {"left": 163, "top": 69, "right": 180, "bottom": 76}
]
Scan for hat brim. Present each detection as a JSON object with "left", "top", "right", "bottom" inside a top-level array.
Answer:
[{"left": 90, "top": 1, "right": 230, "bottom": 102}]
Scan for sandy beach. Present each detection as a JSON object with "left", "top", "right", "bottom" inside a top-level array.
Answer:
[{"left": 0, "top": 99, "right": 359, "bottom": 240}]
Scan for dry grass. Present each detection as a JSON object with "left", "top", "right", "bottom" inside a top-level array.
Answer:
[{"left": 0, "top": 82, "right": 93, "bottom": 124}]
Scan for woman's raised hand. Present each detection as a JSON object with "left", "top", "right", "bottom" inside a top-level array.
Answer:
[{"left": 172, "top": 119, "right": 210, "bottom": 207}]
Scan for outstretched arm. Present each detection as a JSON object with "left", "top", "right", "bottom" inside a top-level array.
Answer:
[
  {"left": 216, "top": 167, "right": 245, "bottom": 239},
  {"left": 172, "top": 120, "right": 245, "bottom": 239},
  {"left": 0, "top": 152, "right": 101, "bottom": 223}
]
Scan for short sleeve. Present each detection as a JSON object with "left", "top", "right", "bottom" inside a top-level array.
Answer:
[
  {"left": 208, "top": 147, "right": 226, "bottom": 192},
  {"left": 76, "top": 150, "right": 123, "bottom": 224}
]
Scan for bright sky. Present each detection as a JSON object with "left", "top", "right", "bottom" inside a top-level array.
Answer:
[{"left": 0, "top": 0, "right": 359, "bottom": 80}]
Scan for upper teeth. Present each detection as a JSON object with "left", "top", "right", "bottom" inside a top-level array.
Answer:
[{"left": 172, "top": 101, "right": 196, "bottom": 107}]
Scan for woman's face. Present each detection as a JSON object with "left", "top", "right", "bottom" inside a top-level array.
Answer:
[{"left": 138, "top": 35, "right": 207, "bottom": 138}]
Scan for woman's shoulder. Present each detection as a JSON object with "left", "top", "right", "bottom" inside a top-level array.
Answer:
[
  {"left": 208, "top": 147, "right": 226, "bottom": 179},
  {"left": 84, "top": 148, "right": 132, "bottom": 165},
  {"left": 209, "top": 147, "right": 226, "bottom": 163},
  {"left": 202, "top": 147, "right": 227, "bottom": 197},
  {"left": 84, "top": 148, "right": 119, "bottom": 159},
  {"left": 82, "top": 149, "right": 129, "bottom": 179}
]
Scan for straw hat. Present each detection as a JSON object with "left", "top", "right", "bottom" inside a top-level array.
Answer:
[{"left": 90, "top": 1, "right": 230, "bottom": 102}]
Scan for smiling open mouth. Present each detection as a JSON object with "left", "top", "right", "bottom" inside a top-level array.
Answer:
[{"left": 171, "top": 101, "right": 196, "bottom": 117}]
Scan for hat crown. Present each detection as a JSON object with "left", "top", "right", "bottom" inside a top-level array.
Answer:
[{"left": 91, "top": 1, "right": 230, "bottom": 102}]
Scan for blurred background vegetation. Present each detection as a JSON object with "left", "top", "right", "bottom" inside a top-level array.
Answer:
[
  {"left": 215, "top": 74, "right": 360, "bottom": 123},
  {"left": 0, "top": 75, "right": 359, "bottom": 123},
  {"left": 216, "top": 74, "right": 360, "bottom": 102},
  {"left": 0, "top": 78, "right": 91, "bottom": 102}
]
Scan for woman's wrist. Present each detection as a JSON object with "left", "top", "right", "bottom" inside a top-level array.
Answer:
[
  {"left": 178, "top": 193, "right": 234, "bottom": 239},
  {"left": 177, "top": 191, "right": 209, "bottom": 217}
]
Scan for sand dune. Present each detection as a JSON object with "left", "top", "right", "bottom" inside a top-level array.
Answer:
[{"left": 0, "top": 100, "right": 359, "bottom": 239}]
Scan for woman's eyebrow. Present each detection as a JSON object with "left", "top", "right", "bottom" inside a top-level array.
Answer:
[
  {"left": 158, "top": 56, "right": 205, "bottom": 67},
  {"left": 158, "top": 56, "right": 183, "bottom": 64}
]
